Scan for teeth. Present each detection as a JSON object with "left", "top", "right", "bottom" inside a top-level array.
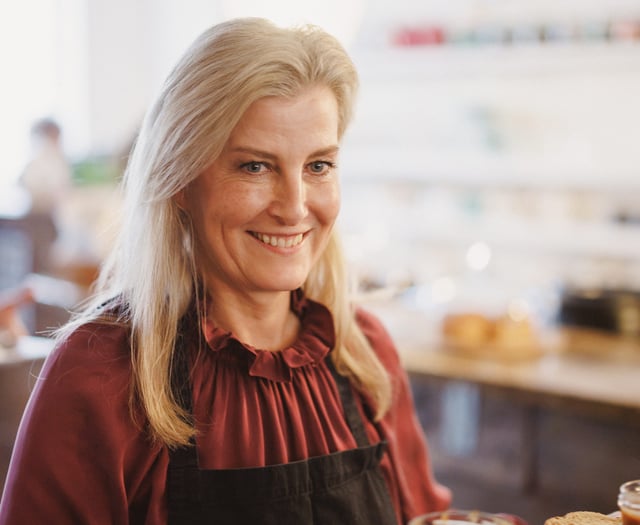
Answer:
[{"left": 254, "top": 233, "right": 303, "bottom": 248}]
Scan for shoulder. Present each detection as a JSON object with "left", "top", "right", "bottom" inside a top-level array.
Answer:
[
  {"left": 24, "top": 318, "right": 139, "bottom": 451},
  {"left": 49, "top": 297, "right": 131, "bottom": 370},
  {"left": 355, "top": 307, "right": 392, "bottom": 342},
  {"left": 55, "top": 315, "right": 131, "bottom": 362},
  {"left": 41, "top": 318, "right": 132, "bottom": 396},
  {"left": 354, "top": 307, "right": 402, "bottom": 372},
  {"left": 3, "top": 318, "right": 163, "bottom": 524}
]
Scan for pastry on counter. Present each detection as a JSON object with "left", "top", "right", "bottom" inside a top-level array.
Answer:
[
  {"left": 441, "top": 311, "right": 542, "bottom": 361},
  {"left": 493, "top": 314, "right": 537, "bottom": 348},
  {"left": 442, "top": 313, "right": 495, "bottom": 346}
]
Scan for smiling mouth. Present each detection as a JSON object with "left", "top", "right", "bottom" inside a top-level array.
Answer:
[{"left": 250, "top": 232, "right": 304, "bottom": 248}]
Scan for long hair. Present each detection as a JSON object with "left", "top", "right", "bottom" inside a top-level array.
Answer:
[{"left": 67, "top": 17, "right": 391, "bottom": 447}]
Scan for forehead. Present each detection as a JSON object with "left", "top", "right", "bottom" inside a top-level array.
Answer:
[{"left": 227, "top": 86, "right": 340, "bottom": 144}]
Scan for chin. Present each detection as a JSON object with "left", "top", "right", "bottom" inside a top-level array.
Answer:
[
  {"left": 261, "top": 275, "right": 307, "bottom": 293},
  {"left": 258, "top": 265, "right": 310, "bottom": 292},
  {"left": 273, "top": 281, "right": 306, "bottom": 293}
]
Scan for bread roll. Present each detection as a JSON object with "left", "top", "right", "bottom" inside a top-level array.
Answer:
[
  {"left": 493, "top": 315, "right": 537, "bottom": 348},
  {"left": 544, "top": 511, "right": 621, "bottom": 524},
  {"left": 442, "top": 313, "right": 494, "bottom": 345}
]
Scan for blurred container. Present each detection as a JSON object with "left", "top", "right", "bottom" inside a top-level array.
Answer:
[
  {"left": 610, "top": 19, "right": 640, "bottom": 41},
  {"left": 618, "top": 480, "right": 640, "bottom": 525},
  {"left": 558, "top": 287, "right": 640, "bottom": 337},
  {"left": 392, "top": 26, "right": 446, "bottom": 46}
]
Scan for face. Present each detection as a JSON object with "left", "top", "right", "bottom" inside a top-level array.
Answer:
[{"left": 183, "top": 85, "right": 341, "bottom": 299}]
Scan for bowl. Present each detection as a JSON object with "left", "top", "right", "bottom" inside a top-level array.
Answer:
[{"left": 409, "top": 509, "right": 525, "bottom": 525}]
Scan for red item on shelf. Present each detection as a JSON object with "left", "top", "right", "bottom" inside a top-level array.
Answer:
[{"left": 392, "top": 26, "right": 446, "bottom": 46}]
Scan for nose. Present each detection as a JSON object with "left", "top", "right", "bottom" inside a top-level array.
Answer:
[{"left": 270, "top": 171, "right": 307, "bottom": 224}]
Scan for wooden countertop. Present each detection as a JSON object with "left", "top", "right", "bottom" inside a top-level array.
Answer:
[{"left": 366, "top": 300, "right": 640, "bottom": 412}]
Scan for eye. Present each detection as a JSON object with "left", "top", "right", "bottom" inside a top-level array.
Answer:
[
  {"left": 240, "top": 161, "right": 269, "bottom": 174},
  {"left": 307, "top": 161, "right": 335, "bottom": 175}
]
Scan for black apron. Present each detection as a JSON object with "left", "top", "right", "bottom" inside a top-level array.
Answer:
[{"left": 166, "top": 352, "right": 398, "bottom": 525}]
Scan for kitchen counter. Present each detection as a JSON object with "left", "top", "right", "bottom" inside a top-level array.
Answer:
[
  {"left": 366, "top": 300, "right": 640, "bottom": 413},
  {"left": 401, "top": 334, "right": 640, "bottom": 416},
  {"left": 365, "top": 299, "right": 640, "bottom": 495}
]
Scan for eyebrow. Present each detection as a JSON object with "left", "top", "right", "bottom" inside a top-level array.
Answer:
[{"left": 227, "top": 145, "right": 340, "bottom": 159}]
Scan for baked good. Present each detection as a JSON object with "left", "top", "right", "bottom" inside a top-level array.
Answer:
[
  {"left": 493, "top": 315, "right": 537, "bottom": 349},
  {"left": 544, "top": 511, "right": 621, "bottom": 524},
  {"left": 442, "top": 313, "right": 495, "bottom": 345}
]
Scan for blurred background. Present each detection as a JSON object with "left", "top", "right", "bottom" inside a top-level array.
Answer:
[{"left": 1, "top": 0, "right": 640, "bottom": 522}]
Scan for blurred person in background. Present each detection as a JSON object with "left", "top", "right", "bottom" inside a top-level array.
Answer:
[
  {"left": 19, "top": 117, "right": 72, "bottom": 274},
  {"left": 0, "top": 18, "right": 451, "bottom": 524}
]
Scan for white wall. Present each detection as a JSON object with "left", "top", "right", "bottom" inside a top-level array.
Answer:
[
  {"left": 82, "top": 0, "right": 367, "bottom": 155},
  {"left": 84, "top": 0, "right": 222, "bottom": 154},
  {"left": 0, "top": 0, "right": 88, "bottom": 181}
]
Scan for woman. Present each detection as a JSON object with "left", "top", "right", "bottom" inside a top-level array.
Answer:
[{"left": 0, "top": 18, "right": 451, "bottom": 524}]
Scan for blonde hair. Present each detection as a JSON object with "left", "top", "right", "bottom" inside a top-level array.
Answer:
[{"left": 68, "top": 17, "right": 391, "bottom": 447}]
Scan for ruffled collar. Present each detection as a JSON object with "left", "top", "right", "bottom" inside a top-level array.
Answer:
[{"left": 201, "top": 289, "right": 335, "bottom": 382}]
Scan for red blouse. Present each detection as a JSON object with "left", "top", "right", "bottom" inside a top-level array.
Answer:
[{"left": 0, "top": 293, "right": 450, "bottom": 524}]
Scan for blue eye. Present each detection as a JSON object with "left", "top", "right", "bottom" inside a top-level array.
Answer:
[
  {"left": 308, "top": 161, "right": 334, "bottom": 175},
  {"left": 240, "top": 161, "right": 267, "bottom": 174}
]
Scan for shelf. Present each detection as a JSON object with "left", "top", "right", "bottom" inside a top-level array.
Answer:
[
  {"left": 339, "top": 145, "right": 640, "bottom": 190},
  {"left": 352, "top": 41, "right": 640, "bottom": 80},
  {"left": 340, "top": 219, "right": 640, "bottom": 272},
  {"left": 412, "top": 218, "right": 640, "bottom": 260},
  {"left": 340, "top": 41, "right": 640, "bottom": 189},
  {"left": 340, "top": 189, "right": 640, "bottom": 261}
]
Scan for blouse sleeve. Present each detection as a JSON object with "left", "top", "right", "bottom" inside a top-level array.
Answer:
[
  {"left": 0, "top": 322, "right": 167, "bottom": 525},
  {"left": 356, "top": 308, "right": 452, "bottom": 521}
]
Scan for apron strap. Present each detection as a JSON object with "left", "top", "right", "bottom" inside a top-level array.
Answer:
[
  {"left": 169, "top": 312, "right": 199, "bottom": 468},
  {"left": 325, "top": 355, "right": 372, "bottom": 448}
]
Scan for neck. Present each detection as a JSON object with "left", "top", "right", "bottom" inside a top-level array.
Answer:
[{"left": 205, "top": 288, "right": 300, "bottom": 351}]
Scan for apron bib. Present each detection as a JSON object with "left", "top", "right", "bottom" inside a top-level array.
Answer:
[{"left": 166, "top": 352, "right": 398, "bottom": 525}]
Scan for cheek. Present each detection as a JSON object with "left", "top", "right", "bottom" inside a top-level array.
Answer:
[
  {"left": 315, "top": 183, "right": 341, "bottom": 225},
  {"left": 190, "top": 181, "right": 257, "bottom": 229}
]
